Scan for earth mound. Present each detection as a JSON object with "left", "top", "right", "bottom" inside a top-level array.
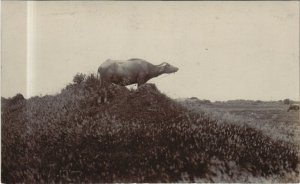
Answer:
[{"left": 1, "top": 75, "right": 299, "bottom": 182}]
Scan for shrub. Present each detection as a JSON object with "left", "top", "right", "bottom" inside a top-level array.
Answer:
[
  {"left": 283, "top": 99, "right": 290, "bottom": 105},
  {"left": 85, "top": 74, "right": 99, "bottom": 88},
  {"left": 12, "top": 93, "right": 25, "bottom": 100},
  {"left": 73, "top": 73, "right": 86, "bottom": 84}
]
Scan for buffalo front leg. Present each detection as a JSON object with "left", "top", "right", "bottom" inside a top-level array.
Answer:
[
  {"left": 99, "top": 80, "right": 109, "bottom": 104},
  {"left": 137, "top": 77, "right": 146, "bottom": 88}
]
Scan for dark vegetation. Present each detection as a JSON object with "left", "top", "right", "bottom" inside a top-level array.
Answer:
[
  {"left": 1, "top": 74, "right": 299, "bottom": 182},
  {"left": 188, "top": 97, "right": 211, "bottom": 105},
  {"left": 283, "top": 99, "right": 291, "bottom": 105}
]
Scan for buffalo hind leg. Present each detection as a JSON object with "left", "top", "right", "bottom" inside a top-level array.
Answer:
[{"left": 99, "top": 80, "right": 109, "bottom": 104}]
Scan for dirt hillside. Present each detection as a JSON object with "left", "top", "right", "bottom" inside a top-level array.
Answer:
[{"left": 1, "top": 74, "right": 298, "bottom": 182}]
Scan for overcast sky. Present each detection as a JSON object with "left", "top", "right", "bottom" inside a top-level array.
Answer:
[{"left": 1, "top": 1, "right": 299, "bottom": 101}]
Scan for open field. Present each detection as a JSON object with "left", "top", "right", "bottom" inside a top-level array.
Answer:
[
  {"left": 179, "top": 99, "right": 300, "bottom": 144},
  {"left": 179, "top": 98, "right": 300, "bottom": 182}
]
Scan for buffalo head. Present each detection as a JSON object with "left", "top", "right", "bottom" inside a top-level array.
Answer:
[{"left": 161, "top": 62, "right": 179, "bottom": 74}]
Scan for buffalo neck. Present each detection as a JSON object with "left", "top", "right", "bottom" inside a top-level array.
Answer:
[{"left": 149, "top": 64, "right": 164, "bottom": 77}]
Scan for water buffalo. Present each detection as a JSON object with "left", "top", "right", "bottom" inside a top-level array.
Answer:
[
  {"left": 97, "top": 58, "right": 179, "bottom": 102},
  {"left": 287, "top": 104, "right": 299, "bottom": 111}
]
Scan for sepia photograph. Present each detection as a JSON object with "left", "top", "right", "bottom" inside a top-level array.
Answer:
[{"left": 1, "top": 1, "right": 299, "bottom": 182}]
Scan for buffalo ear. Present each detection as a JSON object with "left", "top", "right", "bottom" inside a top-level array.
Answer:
[
  {"left": 164, "top": 63, "right": 171, "bottom": 69},
  {"left": 159, "top": 62, "right": 168, "bottom": 67}
]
